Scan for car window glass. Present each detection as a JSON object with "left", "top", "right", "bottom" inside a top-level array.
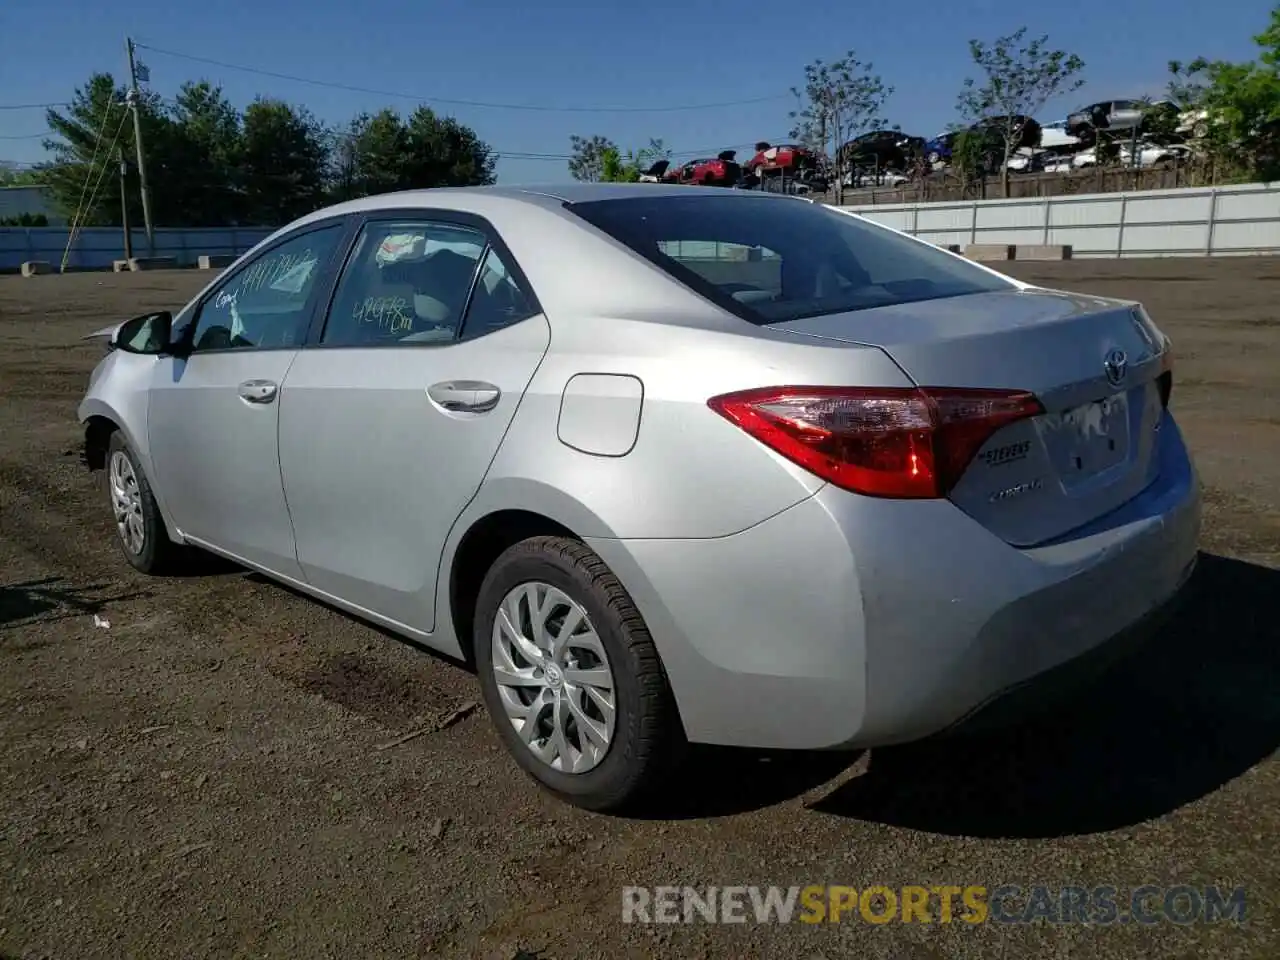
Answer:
[
  {"left": 658, "top": 241, "right": 781, "bottom": 305},
  {"left": 188, "top": 225, "right": 342, "bottom": 353},
  {"left": 322, "top": 221, "right": 486, "bottom": 346},
  {"left": 569, "top": 195, "right": 1011, "bottom": 325},
  {"left": 460, "top": 246, "right": 540, "bottom": 338}
]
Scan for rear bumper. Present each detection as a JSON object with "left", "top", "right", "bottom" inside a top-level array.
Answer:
[
  {"left": 586, "top": 414, "right": 1201, "bottom": 751},
  {"left": 936, "top": 566, "right": 1192, "bottom": 738}
]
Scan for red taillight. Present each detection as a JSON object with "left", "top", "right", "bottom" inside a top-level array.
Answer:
[{"left": 707, "top": 385, "right": 1044, "bottom": 499}]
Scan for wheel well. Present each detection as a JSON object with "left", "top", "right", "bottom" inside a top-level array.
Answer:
[
  {"left": 83, "top": 415, "right": 118, "bottom": 471},
  {"left": 449, "top": 510, "right": 576, "bottom": 666}
]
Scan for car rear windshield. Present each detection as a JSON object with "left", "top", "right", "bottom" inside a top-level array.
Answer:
[{"left": 567, "top": 194, "right": 1013, "bottom": 325}]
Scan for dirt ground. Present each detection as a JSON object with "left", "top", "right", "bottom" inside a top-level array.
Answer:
[{"left": 1, "top": 258, "right": 1277, "bottom": 960}]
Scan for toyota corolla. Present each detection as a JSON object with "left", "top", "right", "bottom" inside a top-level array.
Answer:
[{"left": 77, "top": 184, "right": 1200, "bottom": 811}]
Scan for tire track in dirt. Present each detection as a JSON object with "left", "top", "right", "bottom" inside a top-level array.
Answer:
[{"left": 0, "top": 440, "right": 476, "bottom": 734}]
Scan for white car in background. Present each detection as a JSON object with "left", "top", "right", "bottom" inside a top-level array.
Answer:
[
  {"left": 1039, "top": 121, "right": 1083, "bottom": 151},
  {"left": 1042, "top": 155, "right": 1079, "bottom": 174},
  {"left": 1062, "top": 142, "right": 1192, "bottom": 170},
  {"left": 1127, "top": 143, "right": 1193, "bottom": 167},
  {"left": 1004, "top": 150, "right": 1040, "bottom": 173},
  {"left": 844, "top": 170, "right": 911, "bottom": 188}
]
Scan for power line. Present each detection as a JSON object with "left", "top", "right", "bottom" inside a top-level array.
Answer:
[
  {"left": 6, "top": 132, "right": 790, "bottom": 167},
  {"left": 0, "top": 102, "right": 70, "bottom": 111},
  {"left": 8, "top": 67, "right": 789, "bottom": 169},
  {"left": 133, "top": 42, "right": 787, "bottom": 114}
]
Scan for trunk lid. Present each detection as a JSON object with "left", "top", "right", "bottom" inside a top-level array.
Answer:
[{"left": 772, "top": 288, "right": 1172, "bottom": 546}]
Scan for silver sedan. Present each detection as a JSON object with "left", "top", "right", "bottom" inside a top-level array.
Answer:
[{"left": 77, "top": 184, "right": 1201, "bottom": 811}]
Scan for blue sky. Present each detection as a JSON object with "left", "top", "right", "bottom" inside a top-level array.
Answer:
[{"left": 0, "top": 0, "right": 1273, "bottom": 184}]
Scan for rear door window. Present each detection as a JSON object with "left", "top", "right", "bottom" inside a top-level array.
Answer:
[{"left": 321, "top": 221, "right": 486, "bottom": 346}]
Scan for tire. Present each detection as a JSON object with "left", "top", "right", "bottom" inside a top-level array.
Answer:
[
  {"left": 474, "top": 536, "right": 685, "bottom": 812},
  {"left": 104, "top": 430, "right": 186, "bottom": 575}
]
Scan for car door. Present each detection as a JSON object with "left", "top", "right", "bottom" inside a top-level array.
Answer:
[
  {"left": 1109, "top": 99, "right": 1145, "bottom": 132},
  {"left": 147, "top": 219, "right": 350, "bottom": 579},
  {"left": 277, "top": 212, "right": 551, "bottom": 633}
]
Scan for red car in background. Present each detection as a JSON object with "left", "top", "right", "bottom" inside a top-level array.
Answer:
[
  {"left": 664, "top": 151, "right": 741, "bottom": 186},
  {"left": 638, "top": 144, "right": 827, "bottom": 189},
  {"left": 742, "top": 142, "right": 828, "bottom": 191},
  {"left": 744, "top": 143, "right": 821, "bottom": 177}
]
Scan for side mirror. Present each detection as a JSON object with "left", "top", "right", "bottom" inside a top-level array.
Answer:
[{"left": 112, "top": 311, "right": 175, "bottom": 356}]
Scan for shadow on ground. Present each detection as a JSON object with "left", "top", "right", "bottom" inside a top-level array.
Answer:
[
  {"left": 0, "top": 577, "right": 150, "bottom": 631},
  {"left": 167, "top": 546, "right": 1280, "bottom": 831},
  {"left": 806, "top": 553, "right": 1280, "bottom": 838},
  {"left": 632, "top": 746, "right": 861, "bottom": 820}
]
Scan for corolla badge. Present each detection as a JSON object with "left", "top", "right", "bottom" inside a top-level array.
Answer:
[
  {"left": 988, "top": 477, "right": 1043, "bottom": 504},
  {"left": 1103, "top": 348, "right": 1128, "bottom": 387}
]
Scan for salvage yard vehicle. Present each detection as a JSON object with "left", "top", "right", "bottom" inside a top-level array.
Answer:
[
  {"left": 666, "top": 151, "right": 742, "bottom": 187},
  {"left": 742, "top": 142, "right": 827, "bottom": 189},
  {"left": 78, "top": 184, "right": 1201, "bottom": 812}
]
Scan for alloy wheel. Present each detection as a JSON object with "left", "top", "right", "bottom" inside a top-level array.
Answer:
[
  {"left": 108, "top": 450, "right": 145, "bottom": 555},
  {"left": 490, "top": 581, "right": 617, "bottom": 774}
]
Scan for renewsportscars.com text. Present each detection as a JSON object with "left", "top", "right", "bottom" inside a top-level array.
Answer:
[{"left": 621, "top": 885, "right": 1247, "bottom": 925}]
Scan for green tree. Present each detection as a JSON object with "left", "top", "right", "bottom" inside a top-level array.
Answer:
[
  {"left": 638, "top": 138, "right": 671, "bottom": 163},
  {"left": 0, "top": 213, "right": 49, "bottom": 226},
  {"left": 165, "top": 80, "right": 243, "bottom": 225},
  {"left": 1167, "top": 5, "right": 1280, "bottom": 181},
  {"left": 0, "top": 165, "right": 46, "bottom": 187},
  {"left": 31, "top": 70, "right": 495, "bottom": 228},
  {"left": 587, "top": 137, "right": 670, "bottom": 182},
  {"left": 957, "top": 28, "right": 1085, "bottom": 193},
  {"left": 1135, "top": 96, "right": 1183, "bottom": 146},
  {"left": 40, "top": 72, "right": 215, "bottom": 229},
  {"left": 330, "top": 109, "right": 410, "bottom": 201},
  {"left": 599, "top": 146, "right": 629, "bottom": 182},
  {"left": 950, "top": 129, "right": 990, "bottom": 193},
  {"left": 568, "top": 134, "right": 621, "bottom": 181},
  {"left": 330, "top": 107, "right": 495, "bottom": 200},
  {"left": 238, "top": 98, "right": 329, "bottom": 225},
  {"left": 789, "top": 52, "right": 892, "bottom": 201},
  {"left": 627, "top": 138, "right": 671, "bottom": 178},
  {"left": 40, "top": 73, "right": 147, "bottom": 227},
  {"left": 401, "top": 106, "right": 496, "bottom": 188}
]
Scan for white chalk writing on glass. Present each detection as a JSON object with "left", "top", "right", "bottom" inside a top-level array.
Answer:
[
  {"left": 353, "top": 296, "right": 415, "bottom": 337},
  {"left": 234, "top": 249, "right": 318, "bottom": 298}
]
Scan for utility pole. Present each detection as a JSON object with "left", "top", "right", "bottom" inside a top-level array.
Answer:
[
  {"left": 118, "top": 147, "right": 133, "bottom": 261},
  {"left": 126, "top": 37, "right": 155, "bottom": 255}
]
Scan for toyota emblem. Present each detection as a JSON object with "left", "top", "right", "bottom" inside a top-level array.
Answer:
[{"left": 1104, "top": 348, "right": 1128, "bottom": 387}]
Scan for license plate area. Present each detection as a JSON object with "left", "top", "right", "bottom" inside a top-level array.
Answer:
[{"left": 1039, "top": 390, "right": 1132, "bottom": 489}]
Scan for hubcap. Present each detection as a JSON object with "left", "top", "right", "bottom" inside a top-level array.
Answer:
[
  {"left": 108, "top": 450, "right": 145, "bottom": 555},
  {"left": 491, "top": 581, "right": 617, "bottom": 774}
]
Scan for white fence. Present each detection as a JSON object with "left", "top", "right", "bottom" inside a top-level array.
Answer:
[
  {"left": 0, "top": 227, "right": 273, "bottom": 272},
  {"left": 841, "top": 181, "right": 1280, "bottom": 258}
]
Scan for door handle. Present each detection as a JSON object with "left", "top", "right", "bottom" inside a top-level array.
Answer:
[
  {"left": 238, "top": 379, "right": 278, "bottom": 404},
  {"left": 428, "top": 380, "right": 501, "bottom": 413}
]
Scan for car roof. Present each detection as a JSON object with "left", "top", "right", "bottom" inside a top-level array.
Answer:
[{"left": 282, "top": 182, "right": 797, "bottom": 230}]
